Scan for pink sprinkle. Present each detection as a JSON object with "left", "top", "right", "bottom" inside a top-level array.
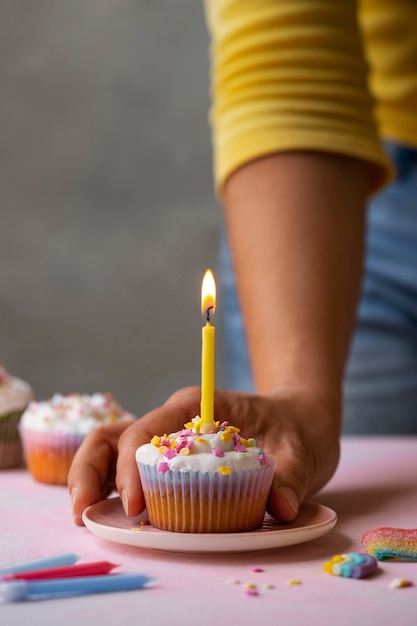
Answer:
[
  {"left": 157, "top": 461, "right": 169, "bottom": 473},
  {"left": 164, "top": 449, "right": 176, "bottom": 460},
  {"left": 258, "top": 453, "right": 266, "bottom": 467},
  {"left": 235, "top": 444, "right": 247, "bottom": 453},
  {"left": 212, "top": 448, "right": 224, "bottom": 457},
  {"left": 250, "top": 567, "right": 264, "bottom": 572}
]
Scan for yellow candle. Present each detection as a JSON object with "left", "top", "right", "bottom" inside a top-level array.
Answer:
[{"left": 200, "top": 269, "right": 216, "bottom": 424}]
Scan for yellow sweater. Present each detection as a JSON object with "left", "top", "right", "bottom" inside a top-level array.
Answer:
[{"left": 204, "top": 0, "right": 417, "bottom": 195}]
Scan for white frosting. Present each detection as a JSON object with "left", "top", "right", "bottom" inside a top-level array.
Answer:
[
  {"left": 136, "top": 420, "right": 266, "bottom": 475},
  {"left": 20, "top": 392, "right": 135, "bottom": 435},
  {"left": 136, "top": 441, "right": 263, "bottom": 473},
  {"left": 0, "top": 368, "right": 34, "bottom": 415}
]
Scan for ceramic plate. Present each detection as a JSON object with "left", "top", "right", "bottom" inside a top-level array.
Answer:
[{"left": 82, "top": 497, "right": 337, "bottom": 553}]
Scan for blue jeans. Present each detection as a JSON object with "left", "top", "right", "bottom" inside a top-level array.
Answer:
[{"left": 219, "top": 143, "right": 417, "bottom": 434}]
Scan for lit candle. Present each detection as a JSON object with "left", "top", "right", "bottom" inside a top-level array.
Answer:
[{"left": 200, "top": 269, "right": 216, "bottom": 426}]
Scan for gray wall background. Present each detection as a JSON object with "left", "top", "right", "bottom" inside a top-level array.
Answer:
[{"left": 0, "top": 0, "right": 226, "bottom": 417}]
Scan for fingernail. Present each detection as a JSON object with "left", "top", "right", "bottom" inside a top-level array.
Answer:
[
  {"left": 121, "top": 489, "right": 129, "bottom": 516},
  {"left": 278, "top": 486, "right": 298, "bottom": 514},
  {"left": 70, "top": 487, "right": 78, "bottom": 512}
]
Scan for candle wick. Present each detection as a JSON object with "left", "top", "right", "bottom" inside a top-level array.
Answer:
[{"left": 206, "top": 306, "right": 214, "bottom": 323}]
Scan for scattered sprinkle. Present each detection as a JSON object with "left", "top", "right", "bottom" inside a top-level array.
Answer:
[
  {"left": 226, "top": 578, "right": 241, "bottom": 585},
  {"left": 244, "top": 582, "right": 257, "bottom": 589},
  {"left": 250, "top": 567, "right": 264, "bottom": 573},
  {"left": 130, "top": 527, "right": 143, "bottom": 532},
  {"left": 218, "top": 466, "right": 232, "bottom": 476},
  {"left": 389, "top": 578, "right": 413, "bottom": 589},
  {"left": 245, "top": 589, "right": 259, "bottom": 597},
  {"left": 286, "top": 579, "right": 302, "bottom": 586},
  {"left": 264, "top": 583, "right": 275, "bottom": 590}
]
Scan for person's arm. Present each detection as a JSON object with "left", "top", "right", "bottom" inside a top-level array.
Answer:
[
  {"left": 224, "top": 151, "right": 367, "bottom": 403},
  {"left": 222, "top": 151, "right": 368, "bottom": 514}
]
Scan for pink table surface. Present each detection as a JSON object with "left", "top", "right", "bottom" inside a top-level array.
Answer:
[{"left": 1, "top": 437, "right": 416, "bottom": 626}]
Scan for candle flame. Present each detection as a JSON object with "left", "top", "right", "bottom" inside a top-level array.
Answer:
[{"left": 201, "top": 269, "right": 216, "bottom": 318}]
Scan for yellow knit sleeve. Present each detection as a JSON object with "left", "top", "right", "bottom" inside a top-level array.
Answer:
[{"left": 204, "top": 0, "right": 393, "bottom": 196}]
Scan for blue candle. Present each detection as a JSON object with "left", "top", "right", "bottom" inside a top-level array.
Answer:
[
  {"left": 0, "top": 573, "right": 154, "bottom": 602},
  {"left": 0, "top": 553, "right": 79, "bottom": 576}
]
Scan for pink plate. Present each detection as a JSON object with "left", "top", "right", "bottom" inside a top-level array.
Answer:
[{"left": 82, "top": 497, "right": 337, "bottom": 553}]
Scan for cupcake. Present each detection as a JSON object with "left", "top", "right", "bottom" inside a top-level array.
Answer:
[
  {"left": 136, "top": 416, "right": 275, "bottom": 533},
  {"left": 19, "top": 392, "right": 136, "bottom": 485},
  {"left": 0, "top": 365, "right": 35, "bottom": 469}
]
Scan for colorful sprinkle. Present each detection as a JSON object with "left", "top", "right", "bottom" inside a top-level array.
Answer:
[
  {"left": 250, "top": 567, "right": 264, "bottom": 573},
  {"left": 157, "top": 461, "right": 169, "bottom": 474},
  {"left": 218, "top": 466, "right": 232, "bottom": 476},
  {"left": 212, "top": 448, "right": 224, "bottom": 457},
  {"left": 389, "top": 578, "right": 413, "bottom": 589},
  {"left": 220, "top": 430, "right": 232, "bottom": 443},
  {"left": 286, "top": 579, "right": 302, "bottom": 586}
]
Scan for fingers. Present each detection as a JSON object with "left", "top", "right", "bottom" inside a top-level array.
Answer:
[
  {"left": 116, "top": 389, "right": 201, "bottom": 517},
  {"left": 68, "top": 421, "right": 134, "bottom": 525}
]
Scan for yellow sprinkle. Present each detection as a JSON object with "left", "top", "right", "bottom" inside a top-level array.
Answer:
[
  {"left": 158, "top": 446, "right": 168, "bottom": 455},
  {"left": 218, "top": 466, "right": 232, "bottom": 476},
  {"left": 184, "top": 422, "right": 194, "bottom": 429},
  {"left": 227, "top": 425, "right": 240, "bottom": 433},
  {"left": 131, "top": 527, "right": 143, "bottom": 532},
  {"left": 287, "top": 579, "right": 301, "bottom": 586},
  {"left": 150, "top": 435, "right": 161, "bottom": 447},
  {"left": 215, "top": 421, "right": 220, "bottom": 429},
  {"left": 196, "top": 437, "right": 208, "bottom": 444},
  {"left": 179, "top": 447, "right": 190, "bottom": 456},
  {"left": 244, "top": 583, "right": 257, "bottom": 589},
  {"left": 140, "top": 520, "right": 150, "bottom": 525},
  {"left": 220, "top": 431, "right": 232, "bottom": 443},
  {"left": 239, "top": 438, "right": 249, "bottom": 447}
]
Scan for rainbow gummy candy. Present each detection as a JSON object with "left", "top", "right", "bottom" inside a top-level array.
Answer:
[
  {"left": 323, "top": 553, "right": 378, "bottom": 578},
  {"left": 362, "top": 527, "right": 417, "bottom": 561}
]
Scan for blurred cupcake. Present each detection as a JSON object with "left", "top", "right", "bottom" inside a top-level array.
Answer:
[
  {"left": 19, "top": 392, "right": 136, "bottom": 485},
  {"left": 0, "top": 365, "right": 35, "bottom": 469},
  {"left": 136, "top": 416, "right": 275, "bottom": 533}
]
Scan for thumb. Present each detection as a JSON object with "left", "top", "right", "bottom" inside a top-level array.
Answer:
[{"left": 266, "top": 456, "right": 309, "bottom": 522}]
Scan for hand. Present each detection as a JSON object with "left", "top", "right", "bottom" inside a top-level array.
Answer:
[{"left": 68, "top": 385, "right": 340, "bottom": 525}]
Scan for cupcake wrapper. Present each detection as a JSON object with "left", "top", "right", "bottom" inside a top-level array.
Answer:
[
  {"left": 18, "top": 427, "right": 84, "bottom": 485},
  {"left": 0, "top": 410, "right": 25, "bottom": 469},
  {"left": 138, "top": 458, "right": 275, "bottom": 533}
]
